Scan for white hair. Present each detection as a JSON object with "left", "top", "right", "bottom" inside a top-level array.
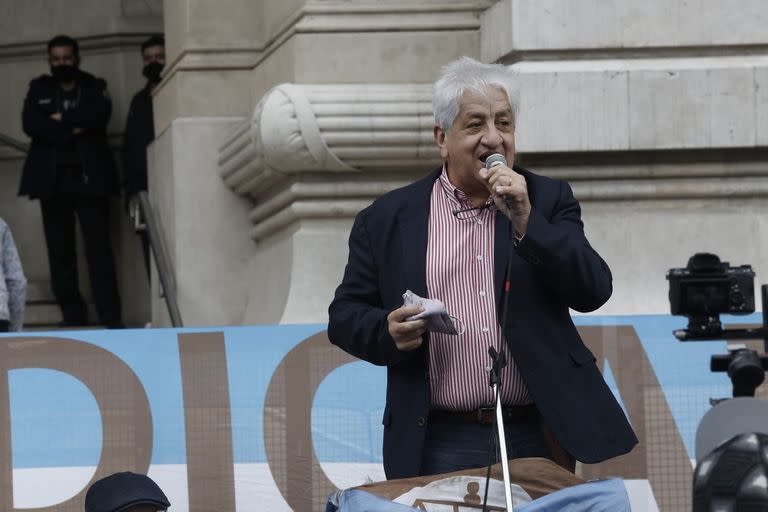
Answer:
[{"left": 432, "top": 56, "right": 520, "bottom": 132}]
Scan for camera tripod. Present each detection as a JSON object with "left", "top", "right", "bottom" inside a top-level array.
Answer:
[{"left": 675, "top": 285, "right": 768, "bottom": 398}]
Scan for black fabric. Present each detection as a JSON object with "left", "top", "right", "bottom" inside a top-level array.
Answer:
[
  {"left": 142, "top": 62, "right": 163, "bottom": 84},
  {"left": 19, "top": 70, "right": 118, "bottom": 199},
  {"left": 428, "top": 405, "right": 538, "bottom": 425},
  {"left": 54, "top": 87, "right": 81, "bottom": 166},
  {"left": 50, "top": 64, "right": 77, "bottom": 82},
  {"left": 0, "top": 320, "right": 9, "bottom": 332},
  {"left": 85, "top": 471, "right": 169, "bottom": 512},
  {"left": 40, "top": 196, "right": 122, "bottom": 328},
  {"left": 52, "top": 165, "right": 87, "bottom": 196},
  {"left": 328, "top": 166, "right": 638, "bottom": 479},
  {"left": 122, "top": 84, "right": 154, "bottom": 197},
  {"left": 138, "top": 229, "right": 150, "bottom": 280},
  {"left": 123, "top": 83, "right": 155, "bottom": 283}
]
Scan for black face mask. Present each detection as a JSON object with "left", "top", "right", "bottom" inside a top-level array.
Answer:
[
  {"left": 51, "top": 64, "right": 77, "bottom": 82},
  {"left": 142, "top": 61, "right": 164, "bottom": 84}
]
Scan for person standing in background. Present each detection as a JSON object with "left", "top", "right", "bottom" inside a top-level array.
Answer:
[
  {"left": 0, "top": 217, "right": 27, "bottom": 332},
  {"left": 18, "top": 35, "right": 123, "bottom": 328},
  {"left": 123, "top": 34, "right": 165, "bottom": 278}
]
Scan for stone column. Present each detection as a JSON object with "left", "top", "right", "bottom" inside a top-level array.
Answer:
[
  {"left": 481, "top": 0, "right": 768, "bottom": 317},
  {"left": 154, "top": 0, "right": 768, "bottom": 327},
  {"left": 150, "top": 0, "right": 489, "bottom": 325},
  {"left": 217, "top": 84, "right": 439, "bottom": 323}
]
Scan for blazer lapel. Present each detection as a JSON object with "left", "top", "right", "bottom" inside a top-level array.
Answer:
[
  {"left": 398, "top": 168, "right": 441, "bottom": 297},
  {"left": 495, "top": 166, "right": 533, "bottom": 318}
]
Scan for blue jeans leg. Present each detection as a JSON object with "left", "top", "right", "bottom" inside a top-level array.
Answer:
[{"left": 419, "top": 414, "right": 554, "bottom": 476}]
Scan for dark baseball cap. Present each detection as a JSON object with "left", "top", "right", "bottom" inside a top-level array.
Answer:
[{"left": 85, "top": 472, "right": 170, "bottom": 512}]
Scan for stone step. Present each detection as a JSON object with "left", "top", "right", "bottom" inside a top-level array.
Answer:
[
  {"left": 23, "top": 324, "right": 104, "bottom": 332},
  {"left": 23, "top": 301, "right": 101, "bottom": 330},
  {"left": 21, "top": 282, "right": 114, "bottom": 331},
  {"left": 25, "top": 280, "right": 55, "bottom": 303},
  {"left": 24, "top": 302, "right": 62, "bottom": 326}
]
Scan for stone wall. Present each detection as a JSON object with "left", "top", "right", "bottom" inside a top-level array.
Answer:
[
  {"left": 177, "top": 0, "right": 765, "bottom": 325},
  {"left": 7, "top": 1, "right": 762, "bottom": 327},
  {"left": 482, "top": 0, "right": 768, "bottom": 315},
  {"left": 150, "top": 0, "right": 490, "bottom": 325},
  {"left": 143, "top": 0, "right": 768, "bottom": 325}
]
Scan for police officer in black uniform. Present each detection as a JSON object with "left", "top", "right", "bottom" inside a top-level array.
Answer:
[
  {"left": 18, "top": 35, "right": 123, "bottom": 328},
  {"left": 123, "top": 34, "right": 165, "bottom": 279}
]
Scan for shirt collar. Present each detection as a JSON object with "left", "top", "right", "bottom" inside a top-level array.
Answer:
[{"left": 438, "top": 166, "right": 494, "bottom": 210}]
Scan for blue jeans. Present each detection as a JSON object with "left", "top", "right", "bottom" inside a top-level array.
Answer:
[{"left": 419, "top": 413, "right": 554, "bottom": 476}]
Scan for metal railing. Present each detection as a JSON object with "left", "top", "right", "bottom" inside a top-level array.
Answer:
[
  {"left": 134, "top": 192, "right": 184, "bottom": 327},
  {"left": 0, "top": 132, "right": 29, "bottom": 153},
  {"left": 0, "top": 131, "right": 183, "bottom": 327}
]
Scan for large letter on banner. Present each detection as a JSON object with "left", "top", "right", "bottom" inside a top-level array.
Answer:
[
  {"left": 178, "top": 332, "right": 236, "bottom": 511},
  {"left": 264, "top": 331, "right": 358, "bottom": 512},
  {"left": 0, "top": 336, "right": 153, "bottom": 512}
]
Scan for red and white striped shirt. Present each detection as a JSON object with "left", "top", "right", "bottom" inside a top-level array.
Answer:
[{"left": 426, "top": 168, "right": 531, "bottom": 410}]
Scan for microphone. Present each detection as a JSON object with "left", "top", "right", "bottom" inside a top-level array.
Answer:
[
  {"left": 485, "top": 153, "right": 506, "bottom": 169},
  {"left": 484, "top": 153, "right": 514, "bottom": 212}
]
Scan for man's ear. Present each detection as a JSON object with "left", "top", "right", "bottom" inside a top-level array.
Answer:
[{"left": 433, "top": 125, "right": 448, "bottom": 160}]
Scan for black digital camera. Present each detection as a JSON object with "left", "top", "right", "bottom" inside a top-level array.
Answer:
[
  {"left": 667, "top": 253, "right": 755, "bottom": 337},
  {"left": 668, "top": 254, "right": 768, "bottom": 402}
]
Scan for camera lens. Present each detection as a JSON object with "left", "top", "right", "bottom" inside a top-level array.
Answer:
[{"left": 728, "top": 350, "right": 766, "bottom": 397}]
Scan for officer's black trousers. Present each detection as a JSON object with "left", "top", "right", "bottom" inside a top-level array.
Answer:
[{"left": 40, "top": 196, "right": 123, "bottom": 327}]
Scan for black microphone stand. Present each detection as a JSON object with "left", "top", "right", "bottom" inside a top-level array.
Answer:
[{"left": 481, "top": 210, "right": 516, "bottom": 512}]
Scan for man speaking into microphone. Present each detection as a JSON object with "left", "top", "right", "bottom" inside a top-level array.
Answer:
[{"left": 328, "top": 57, "right": 637, "bottom": 479}]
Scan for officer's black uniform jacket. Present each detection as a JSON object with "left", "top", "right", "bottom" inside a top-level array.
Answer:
[
  {"left": 18, "top": 70, "right": 118, "bottom": 199},
  {"left": 122, "top": 83, "right": 154, "bottom": 197}
]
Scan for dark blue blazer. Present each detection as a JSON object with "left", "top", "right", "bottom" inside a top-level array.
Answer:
[{"left": 328, "top": 166, "right": 637, "bottom": 479}]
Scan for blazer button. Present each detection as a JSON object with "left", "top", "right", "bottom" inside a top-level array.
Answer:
[{"left": 417, "top": 416, "right": 426, "bottom": 427}]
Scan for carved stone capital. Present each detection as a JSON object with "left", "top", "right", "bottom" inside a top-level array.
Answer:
[
  {"left": 219, "top": 83, "right": 437, "bottom": 192},
  {"left": 219, "top": 82, "right": 768, "bottom": 242},
  {"left": 218, "top": 83, "right": 439, "bottom": 240}
]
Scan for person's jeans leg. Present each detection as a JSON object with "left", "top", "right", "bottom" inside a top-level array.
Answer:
[
  {"left": 76, "top": 196, "right": 123, "bottom": 328},
  {"left": 420, "top": 422, "right": 497, "bottom": 476},
  {"left": 40, "top": 197, "right": 87, "bottom": 325},
  {"left": 419, "top": 414, "right": 554, "bottom": 476}
]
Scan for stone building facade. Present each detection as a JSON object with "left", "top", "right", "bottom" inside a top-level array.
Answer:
[{"left": 0, "top": 0, "right": 766, "bottom": 327}]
